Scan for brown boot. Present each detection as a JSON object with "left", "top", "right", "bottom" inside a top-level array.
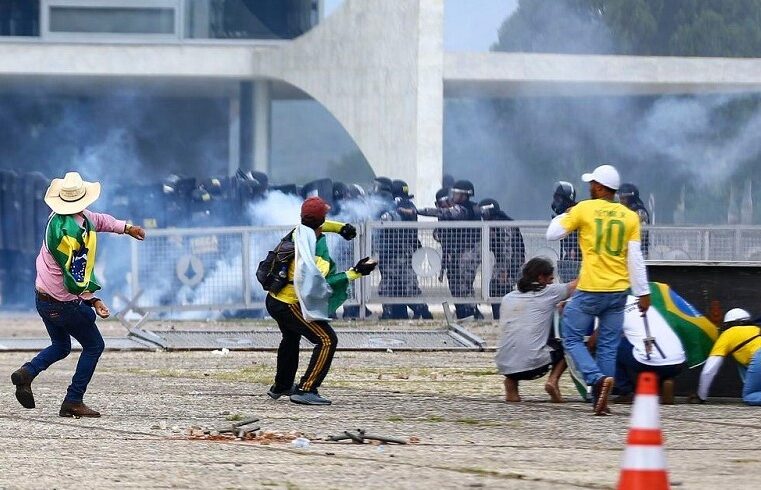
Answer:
[
  {"left": 11, "top": 366, "right": 36, "bottom": 409},
  {"left": 59, "top": 401, "right": 101, "bottom": 418}
]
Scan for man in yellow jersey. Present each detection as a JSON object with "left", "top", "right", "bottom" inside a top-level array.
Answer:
[
  {"left": 697, "top": 308, "right": 761, "bottom": 405},
  {"left": 546, "top": 165, "right": 650, "bottom": 415},
  {"left": 265, "top": 197, "right": 376, "bottom": 406}
]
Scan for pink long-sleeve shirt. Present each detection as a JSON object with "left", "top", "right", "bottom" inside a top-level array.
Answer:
[{"left": 36, "top": 209, "right": 127, "bottom": 302}]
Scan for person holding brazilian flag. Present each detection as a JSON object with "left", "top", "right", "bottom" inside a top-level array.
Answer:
[
  {"left": 613, "top": 282, "right": 718, "bottom": 404},
  {"left": 11, "top": 172, "right": 145, "bottom": 418}
]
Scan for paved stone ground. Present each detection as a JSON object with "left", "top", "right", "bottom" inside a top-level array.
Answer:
[{"left": 1, "top": 318, "right": 760, "bottom": 489}]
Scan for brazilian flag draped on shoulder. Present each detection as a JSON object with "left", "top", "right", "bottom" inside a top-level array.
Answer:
[
  {"left": 45, "top": 213, "right": 101, "bottom": 295},
  {"left": 315, "top": 235, "right": 350, "bottom": 314},
  {"left": 649, "top": 281, "right": 718, "bottom": 367}
]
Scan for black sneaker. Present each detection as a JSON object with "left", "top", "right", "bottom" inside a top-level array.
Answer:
[
  {"left": 290, "top": 390, "right": 332, "bottom": 406},
  {"left": 11, "top": 366, "right": 35, "bottom": 409},
  {"left": 267, "top": 383, "right": 297, "bottom": 400},
  {"left": 592, "top": 377, "right": 614, "bottom": 416}
]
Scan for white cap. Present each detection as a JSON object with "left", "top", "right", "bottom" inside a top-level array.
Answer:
[
  {"left": 581, "top": 165, "right": 621, "bottom": 191},
  {"left": 724, "top": 308, "right": 751, "bottom": 323}
]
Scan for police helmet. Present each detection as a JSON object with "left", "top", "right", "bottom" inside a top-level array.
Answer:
[
  {"left": 373, "top": 176, "right": 393, "bottom": 194},
  {"left": 250, "top": 171, "right": 269, "bottom": 192},
  {"left": 347, "top": 183, "right": 366, "bottom": 199},
  {"left": 333, "top": 181, "right": 349, "bottom": 201},
  {"left": 451, "top": 180, "right": 475, "bottom": 197},
  {"left": 551, "top": 181, "right": 576, "bottom": 215},
  {"left": 391, "top": 179, "right": 413, "bottom": 199},
  {"left": 618, "top": 183, "right": 640, "bottom": 200},
  {"left": 435, "top": 188, "right": 450, "bottom": 206},
  {"left": 478, "top": 198, "right": 500, "bottom": 218},
  {"left": 202, "top": 177, "right": 224, "bottom": 196}
]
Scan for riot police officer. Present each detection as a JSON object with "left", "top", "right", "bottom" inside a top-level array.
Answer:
[
  {"left": 372, "top": 178, "right": 408, "bottom": 319},
  {"left": 387, "top": 180, "right": 433, "bottom": 320},
  {"left": 478, "top": 198, "right": 525, "bottom": 319},
  {"left": 418, "top": 180, "right": 483, "bottom": 319},
  {"left": 618, "top": 183, "right": 650, "bottom": 258},
  {"left": 551, "top": 181, "right": 581, "bottom": 283}
]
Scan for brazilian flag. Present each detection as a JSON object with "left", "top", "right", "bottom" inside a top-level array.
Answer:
[
  {"left": 45, "top": 213, "right": 101, "bottom": 295},
  {"left": 649, "top": 281, "right": 718, "bottom": 368}
]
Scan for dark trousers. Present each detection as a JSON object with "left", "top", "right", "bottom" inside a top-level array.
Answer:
[
  {"left": 266, "top": 295, "right": 338, "bottom": 393},
  {"left": 25, "top": 295, "right": 105, "bottom": 403},
  {"left": 615, "top": 337, "right": 683, "bottom": 395}
]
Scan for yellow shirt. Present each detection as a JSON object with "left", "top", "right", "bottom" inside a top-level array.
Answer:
[
  {"left": 560, "top": 199, "right": 641, "bottom": 292},
  {"left": 270, "top": 253, "right": 331, "bottom": 305},
  {"left": 709, "top": 326, "right": 761, "bottom": 367}
]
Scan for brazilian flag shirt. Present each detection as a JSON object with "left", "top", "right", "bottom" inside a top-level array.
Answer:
[
  {"left": 559, "top": 199, "right": 641, "bottom": 292},
  {"left": 45, "top": 213, "right": 101, "bottom": 295}
]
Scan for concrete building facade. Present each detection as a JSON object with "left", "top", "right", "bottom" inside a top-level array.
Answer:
[{"left": 3, "top": 0, "right": 761, "bottom": 202}]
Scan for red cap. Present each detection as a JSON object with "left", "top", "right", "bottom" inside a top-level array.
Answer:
[{"left": 301, "top": 197, "right": 330, "bottom": 226}]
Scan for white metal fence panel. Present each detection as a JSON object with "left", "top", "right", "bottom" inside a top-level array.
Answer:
[{"left": 128, "top": 222, "right": 761, "bottom": 314}]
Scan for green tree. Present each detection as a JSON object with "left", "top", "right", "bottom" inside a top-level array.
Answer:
[{"left": 493, "top": 0, "right": 761, "bottom": 57}]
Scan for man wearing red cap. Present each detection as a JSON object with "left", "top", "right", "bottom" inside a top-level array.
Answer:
[{"left": 265, "top": 197, "right": 376, "bottom": 405}]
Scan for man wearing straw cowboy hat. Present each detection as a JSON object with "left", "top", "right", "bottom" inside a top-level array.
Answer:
[{"left": 10, "top": 171, "right": 145, "bottom": 418}]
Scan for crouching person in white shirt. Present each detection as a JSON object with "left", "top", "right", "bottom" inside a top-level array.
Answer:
[
  {"left": 495, "top": 257, "right": 577, "bottom": 403},
  {"left": 613, "top": 296, "right": 686, "bottom": 404}
]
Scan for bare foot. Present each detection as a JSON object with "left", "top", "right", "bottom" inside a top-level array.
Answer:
[
  {"left": 544, "top": 382, "right": 564, "bottom": 403},
  {"left": 503, "top": 378, "right": 520, "bottom": 402}
]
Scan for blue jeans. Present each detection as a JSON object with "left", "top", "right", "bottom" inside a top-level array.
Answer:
[
  {"left": 743, "top": 350, "right": 761, "bottom": 406},
  {"left": 25, "top": 296, "right": 105, "bottom": 403},
  {"left": 562, "top": 290, "right": 628, "bottom": 386},
  {"left": 615, "top": 337, "right": 683, "bottom": 395}
]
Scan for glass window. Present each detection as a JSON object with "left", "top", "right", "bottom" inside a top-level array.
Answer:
[
  {"left": 0, "top": 0, "right": 40, "bottom": 36},
  {"left": 49, "top": 6, "right": 175, "bottom": 34}
]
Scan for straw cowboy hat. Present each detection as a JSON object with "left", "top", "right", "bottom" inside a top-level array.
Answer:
[{"left": 44, "top": 172, "right": 101, "bottom": 215}]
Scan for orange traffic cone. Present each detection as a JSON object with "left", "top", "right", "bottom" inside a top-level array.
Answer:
[{"left": 617, "top": 372, "right": 670, "bottom": 490}]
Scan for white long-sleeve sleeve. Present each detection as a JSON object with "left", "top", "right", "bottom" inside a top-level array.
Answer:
[
  {"left": 697, "top": 355, "right": 725, "bottom": 401},
  {"left": 546, "top": 214, "right": 570, "bottom": 241},
  {"left": 627, "top": 241, "right": 650, "bottom": 296}
]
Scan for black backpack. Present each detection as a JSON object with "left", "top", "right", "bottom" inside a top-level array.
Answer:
[{"left": 256, "top": 231, "right": 295, "bottom": 293}]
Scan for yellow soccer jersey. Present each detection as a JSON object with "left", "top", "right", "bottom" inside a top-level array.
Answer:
[
  {"left": 709, "top": 326, "right": 761, "bottom": 367},
  {"left": 560, "top": 199, "right": 641, "bottom": 292}
]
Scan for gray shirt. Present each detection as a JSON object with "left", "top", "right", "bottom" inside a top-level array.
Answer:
[{"left": 495, "top": 283, "right": 571, "bottom": 375}]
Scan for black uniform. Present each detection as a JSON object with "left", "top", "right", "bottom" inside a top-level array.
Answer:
[
  {"left": 551, "top": 182, "right": 581, "bottom": 283},
  {"left": 375, "top": 191, "right": 410, "bottom": 320},
  {"left": 419, "top": 197, "right": 482, "bottom": 320},
  {"left": 619, "top": 183, "right": 650, "bottom": 258},
  {"left": 378, "top": 181, "right": 433, "bottom": 320},
  {"left": 479, "top": 200, "right": 525, "bottom": 319}
]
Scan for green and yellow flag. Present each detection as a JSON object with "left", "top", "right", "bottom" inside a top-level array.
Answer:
[
  {"left": 45, "top": 213, "right": 101, "bottom": 295},
  {"left": 649, "top": 282, "right": 718, "bottom": 368}
]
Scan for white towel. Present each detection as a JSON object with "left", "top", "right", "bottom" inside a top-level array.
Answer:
[{"left": 293, "top": 225, "right": 332, "bottom": 321}]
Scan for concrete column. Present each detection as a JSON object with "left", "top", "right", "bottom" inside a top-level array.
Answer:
[
  {"left": 239, "top": 81, "right": 253, "bottom": 172},
  {"left": 252, "top": 80, "right": 271, "bottom": 174},
  {"left": 258, "top": 0, "right": 445, "bottom": 204},
  {"left": 227, "top": 90, "right": 241, "bottom": 176}
]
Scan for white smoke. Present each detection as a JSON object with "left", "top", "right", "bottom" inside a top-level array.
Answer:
[{"left": 146, "top": 189, "right": 390, "bottom": 319}]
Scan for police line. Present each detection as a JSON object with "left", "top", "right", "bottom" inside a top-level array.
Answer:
[{"left": 123, "top": 221, "right": 761, "bottom": 314}]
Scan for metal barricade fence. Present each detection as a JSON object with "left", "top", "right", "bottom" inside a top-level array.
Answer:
[
  {"left": 129, "top": 225, "right": 361, "bottom": 314},
  {"left": 128, "top": 222, "right": 761, "bottom": 315},
  {"left": 364, "top": 221, "right": 563, "bottom": 308}
]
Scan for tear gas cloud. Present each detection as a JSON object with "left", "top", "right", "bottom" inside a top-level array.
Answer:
[{"left": 446, "top": 2, "right": 761, "bottom": 225}]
